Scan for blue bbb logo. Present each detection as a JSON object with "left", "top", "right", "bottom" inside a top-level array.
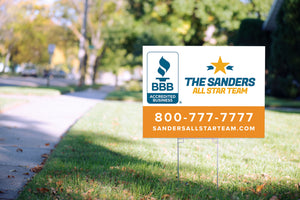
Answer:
[
  {"left": 156, "top": 57, "right": 170, "bottom": 82},
  {"left": 152, "top": 57, "right": 173, "bottom": 91},
  {"left": 147, "top": 52, "right": 178, "bottom": 104}
]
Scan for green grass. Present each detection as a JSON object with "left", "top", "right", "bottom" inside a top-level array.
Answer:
[
  {"left": 105, "top": 93, "right": 300, "bottom": 107},
  {"left": 105, "top": 92, "right": 300, "bottom": 107},
  {"left": 106, "top": 90, "right": 142, "bottom": 101},
  {"left": 0, "top": 97, "right": 27, "bottom": 112},
  {"left": 266, "top": 96, "right": 300, "bottom": 108},
  {"left": 18, "top": 102, "right": 300, "bottom": 199},
  {"left": 0, "top": 84, "right": 102, "bottom": 96}
]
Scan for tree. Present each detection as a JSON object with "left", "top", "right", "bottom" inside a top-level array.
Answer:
[
  {"left": 55, "top": 0, "right": 126, "bottom": 85},
  {"left": 246, "top": 0, "right": 274, "bottom": 20},
  {"left": 235, "top": 19, "right": 270, "bottom": 46},
  {"left": 52, "top": 0, "right": 274, "bottom": 84},
  {"left": 268, "top": 0, "right": 300, "bottom": 98},
  {"left": 0, "top": 1, "right": 76, "bottom": 73},
  {"left": 127, "top": 0, "right": 274, "bottom": 47},
  {"left": 0, "top": 0, "right": 20, "bottom": 72},
  {"left": 87, "top": 0, "right": 126, "bottom": 85},
  {"left": 10, "top": 15, "right": 51, "bottom": 65}
]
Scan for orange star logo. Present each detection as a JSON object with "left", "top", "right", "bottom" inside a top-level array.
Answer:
[{"left": 211, "top": 56, "right": 229, "bottom": 74}]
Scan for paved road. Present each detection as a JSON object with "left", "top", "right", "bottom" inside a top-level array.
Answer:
[
  {"left": 0, "top": 76, "right": 77, "bottom": 87},
  {"left": 0, "top": 86, "right": 115, "bottom": 199}
]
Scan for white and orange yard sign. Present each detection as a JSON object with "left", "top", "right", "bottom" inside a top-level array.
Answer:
[{"left": 143, "top": 46, "right": 265, "bottom": 138}]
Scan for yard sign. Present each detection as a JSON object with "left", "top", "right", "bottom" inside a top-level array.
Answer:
[{"left": 143, "top": 46, "right": 265, "bottom": 138}]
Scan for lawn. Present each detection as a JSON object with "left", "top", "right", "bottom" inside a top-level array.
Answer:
[
  {"left": 0, "top": 85, "right": 102, "bottom": 96},
  {"left": 106, "top": 80, "right": 142, "bottom": 102},
  {"left": 0, "top": 97, "right": 27, "bottom": 112},
  {"left": 105, "top": 90, "right": 142, "bottom": 101},
  {"left": 266, "top": 96, "right": 300, "bottom": 108},
  {"left": 105, "top": 93, "right": 300, "bottom": 108},
  {"left": 18, "top": 102, "right": 299, "bottom": 199}
]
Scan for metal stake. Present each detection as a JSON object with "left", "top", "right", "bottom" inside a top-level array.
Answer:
[
  {"left": 177, "top": 138, "right": 184, "bottom": 182},
  {"left": 177, "top": 138, "right": 179, "bottom": 181},
  {"left": 217, "top": 138, "right": 219, "bottom": 190}
]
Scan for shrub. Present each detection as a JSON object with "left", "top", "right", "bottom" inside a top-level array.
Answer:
[
  {"left": 235, "top": 19, "right": 270, "bottom": 46},
  {"left": 268, "top": 0, "right": 300, "bottom": 98}
]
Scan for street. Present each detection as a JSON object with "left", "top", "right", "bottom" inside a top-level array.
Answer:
[{"left": 0, "top": 76, "right": 78, "bottom": 87}]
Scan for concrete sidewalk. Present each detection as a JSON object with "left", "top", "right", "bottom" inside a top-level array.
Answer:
[{"left": 0, "top": 85, "right": 114, "bottom": 200}]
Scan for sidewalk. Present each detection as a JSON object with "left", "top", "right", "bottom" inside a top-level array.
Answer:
[{"left": 0, "top": 85, "right": 115, "bottom": 200}]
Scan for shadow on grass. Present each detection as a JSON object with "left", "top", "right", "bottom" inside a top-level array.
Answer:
[
  {"left": 18, "top": 131, "right": 299, "bottom": 200},
  {"left": 265, "top": 96, "right": 300, "bottom": 108},
  {"left": 266, "top": 107, "right": 300, "bottom": 114}
]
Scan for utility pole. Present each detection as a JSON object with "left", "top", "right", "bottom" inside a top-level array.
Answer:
[
  {"left": 78, "top": 0, "right": 88, "bottom": 86},
  {"left": 47, "top": 44, "right": 55, "bottom": 87}
]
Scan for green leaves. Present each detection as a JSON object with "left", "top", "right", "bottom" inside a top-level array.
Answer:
[{"left": 172, "top": 0, "right": 195, "bottom": 16}]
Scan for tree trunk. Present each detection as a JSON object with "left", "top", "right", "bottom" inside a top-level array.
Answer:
[
  {"left": 115, "top": 72, "right": 118, "bottom": 87},
  {"left": 92, "top": 56, "right": 99, "bottom": 85},
  {"left": 92, "top": 46, "right": 106, "bottom": 85},
  {"left": 79, "top": 52, "right": 88, "bottom": 86},
  {"left": 2, "top": 50, "right": 10, "bottom": 73},
  {"left": 86, "top": 50, "right": 97, "bottom": 85},
  {"left": 78, "top": 0, "right": 88, "bottom": 86}
]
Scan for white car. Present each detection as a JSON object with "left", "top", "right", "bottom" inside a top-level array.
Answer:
[{"left": 21, "top": 65, "right": 37, "bottom": 77}]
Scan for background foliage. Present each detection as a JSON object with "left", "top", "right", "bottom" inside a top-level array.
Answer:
[
  {"left": 268, "top": 0, "right": 300, "bottom": 98},
  {"left": 1, "top": 0, "right": 299, "bottom": 98}
]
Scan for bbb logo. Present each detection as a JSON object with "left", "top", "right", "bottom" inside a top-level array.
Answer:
[
  {"left": 147, "top": 52, "right": 179, "bottom": 104},
  {"left": 152, "top": 57, "right": 174, "bottom": 91}
]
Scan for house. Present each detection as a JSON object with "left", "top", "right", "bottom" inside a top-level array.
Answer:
[{"left": 263, "top": 0, "right": 284, "bottom": 31}]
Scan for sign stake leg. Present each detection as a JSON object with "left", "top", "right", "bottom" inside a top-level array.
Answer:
[
  {"left": 177, "top": 138, "right": 184, "bottom": 182},
  {"left": 217, "top": 138, "right": 219, "bottom": 191},
  {"left": 177, "top": 138, "right": 180, "bottom": 182}
]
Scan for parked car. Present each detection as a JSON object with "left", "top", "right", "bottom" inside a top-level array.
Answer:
[
  {"left": 51, "top": 70, "right": 66, "bottom": 78},
  {"left": 21, "top": 65, "right": 37, "bottom": 77},
  {"left": 43, "top": 70, "right": 66, "bottom": 78}
]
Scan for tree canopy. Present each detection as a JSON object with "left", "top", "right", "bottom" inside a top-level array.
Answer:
[
  {"left": 268, "top": 0, "right": 300, "bottom": 98},
  {"left": 2, "top": 0, "right": 287, "bottom": 91}
]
